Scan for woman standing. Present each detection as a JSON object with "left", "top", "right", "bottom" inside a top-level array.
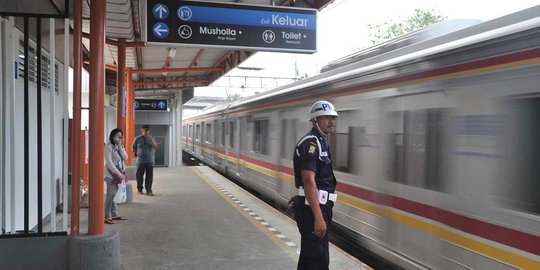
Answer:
[{"left": 104, "top": 128, "right": 128, "bottom": 224}]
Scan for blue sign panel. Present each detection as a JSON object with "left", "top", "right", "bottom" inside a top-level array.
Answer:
[
  {"left": 176, "top": 6, "right": 316, "bottom": 29},
  {"left": 135, "top": 99, "right": 168, "bottom": 111},
  {"left": 122, "top": 87, "right": 126, "bottom": 117},
  {"left": 146, "top": 0, "right": 317, "bottom": 53}
]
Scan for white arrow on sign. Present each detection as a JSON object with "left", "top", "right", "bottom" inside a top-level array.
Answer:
[
  {"left": 154, "top": 5, "right": 167, "bottom": 19},
  {"left": 154, "top": 24, "right": 168, "bottom": 37}
]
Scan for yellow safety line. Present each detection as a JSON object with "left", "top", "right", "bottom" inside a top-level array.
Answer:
[{"left": 191, "top": 167, "right": 299, "bottom": 263}]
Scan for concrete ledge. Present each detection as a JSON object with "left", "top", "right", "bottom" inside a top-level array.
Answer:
[
  {"left": 126, "top": 166, "right": 137, "bottom": 180},
  {"left": 70, "top": 231, "right": 121, "bottom": 270},
  {"left": 0, "top": 235, "right": 70, "bottom": 270},
  {"left": 126, "top": 183, "right": 133, "bottom": 203}
]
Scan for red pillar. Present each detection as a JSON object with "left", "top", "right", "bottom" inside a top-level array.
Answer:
[
  {"left": 88, "top": 0, "right": 106, "bottom": 235},
  {"left": 116, "top": 38, "right": 126, "bottom": 131},
  {"left": 125, "top": 69, "right": 134, "bottom": 165},
  {"left": 71, "top": 0, "right": 83, "bottom": 236}
]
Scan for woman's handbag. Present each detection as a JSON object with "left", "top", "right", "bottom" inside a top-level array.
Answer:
[{"left": 111, "top": 171, "right": 125, "bottom": 185}]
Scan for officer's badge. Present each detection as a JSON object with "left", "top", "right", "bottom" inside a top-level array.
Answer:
[{"left": 308, "top": 145, "right": 316, "bottom": 154}]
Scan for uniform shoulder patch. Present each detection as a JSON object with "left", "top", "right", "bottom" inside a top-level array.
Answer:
[{"left": 306, "top": 138, "right": 318, "bottom": 155}]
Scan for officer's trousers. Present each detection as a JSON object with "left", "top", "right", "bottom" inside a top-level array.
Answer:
[{"left": 294, "top": 197, "right": 333, "bottom": 270}]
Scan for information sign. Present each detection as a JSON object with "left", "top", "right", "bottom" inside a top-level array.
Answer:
[
  {"left": 134, "top": 99, "right": 168, "bottom": 111},
  {"left": 146, "top": 0, "right": 317, "bottom": 53}
]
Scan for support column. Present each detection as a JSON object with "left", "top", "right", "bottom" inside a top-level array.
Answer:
[
  {"left": 129, "top": 75, "right": 136, "bottom": 163},
  {"left": 88, "top": 0, "right": 106, "bottom": 235},
  {"left": 0, "top": 18, "right": 4, "bottom": 233},
  {"left": 62, "top": 18, "right": 70, "bottom": 233},
  {"left": 116, "top": 39, "right": 126, "bottom": 131},
  {"left": 49, "top": 18, "right": 57, "bottom": 233},
  {"left": 125, "top": 69, "right": 134, "bottom": 165},
  {"left": 71, "top": 0, "right": 83, "bottom": 236}
]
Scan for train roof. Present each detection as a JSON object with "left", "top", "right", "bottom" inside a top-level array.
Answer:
[
  {"left": 184, "top": 5, "right": 540, "bottom": 121},
  {"left": 323, "top": 5, "right": 540, "bottom": 73},
  {"left": 320, "top": 19, "right": 481, "bottom": 73}
]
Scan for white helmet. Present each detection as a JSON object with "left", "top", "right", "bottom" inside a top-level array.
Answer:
[{"left": 308, "top": 100, "right": 339, "bottom": 121}]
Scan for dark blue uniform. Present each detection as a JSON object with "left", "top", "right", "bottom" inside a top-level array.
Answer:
[{"left": 293, "top": 127, "right": 337, "bottom": 270}]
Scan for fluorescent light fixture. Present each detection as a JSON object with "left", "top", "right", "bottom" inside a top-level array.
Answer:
[{"left": 237, "top": 66, "right": 264, "bottom": 71}]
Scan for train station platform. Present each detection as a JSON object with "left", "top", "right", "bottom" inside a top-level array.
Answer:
[{"left": 75, "top": 165, "right": 369, "bottom": 269}]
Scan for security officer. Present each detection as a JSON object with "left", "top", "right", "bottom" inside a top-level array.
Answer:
[{"left": 293, "top": 100, "right": 339, "bottom": 270}]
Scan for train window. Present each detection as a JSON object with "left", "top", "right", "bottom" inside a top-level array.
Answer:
[
  {"left": 329, "top": 110, "right": 359, "bottom": 173},
  {"left": 188, "top": 125, "right": 193, "bottom": 139},
  {"left": 281, "top": 119, "right": 297, "bottom": 159},
  {"left": 498, "top": 98, "right": 540, "bottom": 214},
  {"left": 220, "top": 122, "right": 225, "bottom": 146},
  {"left": 252, "top": 119, "right": 269, "bottom": 155},
  {"left": 195, "top": 124, "right": 200, "bottom": 141},
  {"left": 229, "top": 121, "right": 235, "bottom": 148},
  {"left": 387, "top": 108, "right": 449, "bottom": 191},
  {"left": 205, "top": 123, "right": 212, "bottom": 144}
]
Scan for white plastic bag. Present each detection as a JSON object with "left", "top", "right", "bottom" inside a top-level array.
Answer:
[{"left": 114, "top": 180, "right": 127, "bottom": 204}]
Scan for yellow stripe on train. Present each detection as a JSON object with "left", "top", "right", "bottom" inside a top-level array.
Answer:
[{"left": 338, "top": 195, "right": 540, "bottom": 270}]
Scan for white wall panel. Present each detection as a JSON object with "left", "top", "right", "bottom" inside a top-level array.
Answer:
[
  {"left": 0, "top": 20, "right": 69, "bottom": 233},
  {"left": 135, "top": 110, "right": 173, "bottom": 125}
]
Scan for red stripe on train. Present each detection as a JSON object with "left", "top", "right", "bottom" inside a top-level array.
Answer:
[
  {"left": 190, "top": 137, "right": 540, "bottom": 256},
  {"left": 337, "top": 181, "right": 540, "bottom": 256}
]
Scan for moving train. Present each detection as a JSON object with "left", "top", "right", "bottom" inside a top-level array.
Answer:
[{"left": 182, "top": 6, "right": 540, "bottom": 269}]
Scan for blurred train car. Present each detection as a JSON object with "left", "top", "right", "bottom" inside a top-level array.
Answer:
[{"left": 183, "top": 6, "right": 540, "bottom": 269}]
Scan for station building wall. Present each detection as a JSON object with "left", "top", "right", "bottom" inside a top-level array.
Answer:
[{"left": 1, "top": 18, "right": 68, "bottom": 234}]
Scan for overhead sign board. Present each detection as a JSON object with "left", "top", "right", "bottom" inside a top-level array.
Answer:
[
  {"left": 134, "top": 99, "right": 168, "bottom": 111},
  {"left": 145, "top": 0, "right": 317, "bottom": 53}
]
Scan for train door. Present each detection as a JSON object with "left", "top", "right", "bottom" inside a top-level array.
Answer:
[
  {"left": 218, "top": 120, "right": 226, "bottom": 169},
  {"left": 236, "top": 118, "right": 243, "bottom": 176},
  {"left": 189, "top": 124, "right": 194, "bottom": 152},
  {"left": 208, "top": 121, "right": 215, "bottom": 163},
  {"left": 206, "top": 122, "right": 214, "bottom": 162},
  {"left": 277, "top": 111, "right": 300, "bottom": 199},
  {"left": 196, "top": 123, "right": 202, "bottom": 157},
  {"left": 276, "top": 113, "right": 291, "bottom": 198},
  {"left": 225, "top": 118, "right": 239, "bottom": 175}
]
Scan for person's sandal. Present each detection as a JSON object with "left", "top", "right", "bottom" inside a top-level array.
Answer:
[
  {"left": 105, "top": 219, "right": 115, "bottom": 224},
  {"left": 112, "top": 216, "right": 127, "bottom": 220}
]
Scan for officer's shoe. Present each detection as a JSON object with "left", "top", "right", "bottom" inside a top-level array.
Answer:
[{"left": 147, "top": 191, "right": 154, "bottom": 196}]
